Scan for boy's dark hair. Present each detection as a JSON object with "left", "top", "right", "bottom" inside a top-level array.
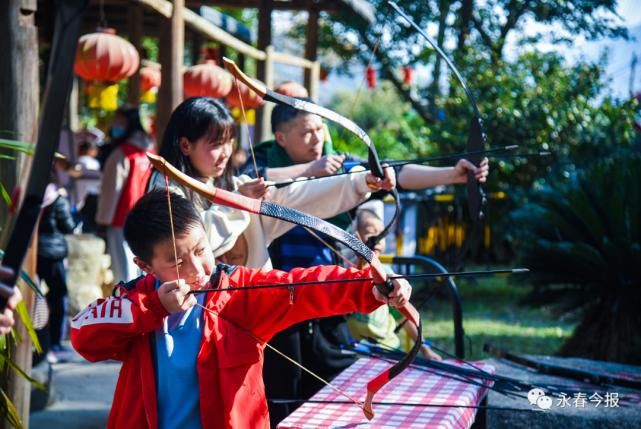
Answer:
[
  {"left": 271, "top": 97, "right": 313, "bottom": 133},
  {"left": 124, "top": 190, "right": 204, "bottom": 263}
]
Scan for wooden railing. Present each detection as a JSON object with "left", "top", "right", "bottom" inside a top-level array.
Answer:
[{"left": 134, "top": 0, "right": 320, "bottom": 139}]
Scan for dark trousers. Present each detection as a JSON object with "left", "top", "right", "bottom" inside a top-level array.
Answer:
[
  {"left": 37, "top": 256, "right": 68, "bottom": 347},
  {"left": 264, "top": 325, "right": 303, "bottom": 427},
  {"left": 80, "top": 193, "right": 98, "bottom": 234}
]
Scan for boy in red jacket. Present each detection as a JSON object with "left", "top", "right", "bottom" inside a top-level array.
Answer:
[{"left": 71, "top": 190, "right": 411, "bottom": 429}]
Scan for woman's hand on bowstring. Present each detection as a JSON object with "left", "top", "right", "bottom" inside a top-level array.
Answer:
[{"left": 238, "top": 177, "right": 271, "bottom": 200}]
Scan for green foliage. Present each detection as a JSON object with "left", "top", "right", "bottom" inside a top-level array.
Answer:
[
  {"left": 141, "top": 37, "right": 158, "bottom": 62},
  {"left": 426, "top": 274, "right": 573, "bottom": 360},
  {"left": 511, "top": 155, "right": 641, "bottom": 362},
  {"left": 328, "top": 50, "right": 640, "bottom": 196},
  {"left": 328, "top": 82, "right": 436, "bottom": 160},
  {"left": 447, "top": 50, "right": 638, "bottom": 192}
]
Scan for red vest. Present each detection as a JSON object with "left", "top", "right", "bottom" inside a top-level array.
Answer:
[{"left": 112, "top": 143, "right": 153, "bottom": 227}]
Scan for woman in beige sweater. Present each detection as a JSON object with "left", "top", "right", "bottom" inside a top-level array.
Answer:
[{"left": 148, "top": 97, "right": 395, "bottom": 269}]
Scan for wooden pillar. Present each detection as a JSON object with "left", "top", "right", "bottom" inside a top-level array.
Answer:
[
  {"left": 304, "top": 7, "right": 319, "bottom": 93},
  {"left": 260, "top": 46, "right": 275, "bottom": 140},
  {"left": 67, "top": 77, "right": 81, "bottom": 134},
  {"left": 218, "top": 44, "right": 226, "bottom": 65},
  {"left": 0, "top": 1, "right": 38, "bottom": 427},
  {"left": 127, "top": 2, "right": 143, "bottom": 105},
  {"left": 190, "top": 30, "right": 203, "bottom": 65},
  {"left": 157, "top": 0, "right": 184, "bottom": 145},
  {"left": 237, "top": 53, "right": 246, "bottom": 71},
  {"left": 255, "top": 0, "right": 272, "bottom": 143},
  {"left": 309, "top": 61, "right": 320, "bottom": 103}
]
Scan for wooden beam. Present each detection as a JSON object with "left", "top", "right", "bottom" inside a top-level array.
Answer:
[
  {"left": 271, "top": 51, "right": 314, "bottom": 69},
  {"left": 136, "top": 0, "right": 172, "bottom": 18},
  {"left": 183, "top": 8, "right": 266, "bottom": 60},
  {"left": 304, "top": 6, "right": 319, "bottom": 91},
  {"left": 186, "top": 0, "right": 343, "bottom": 12},
  {"left": 127, "top": 2, "right": 143, "bottom": 105},
  {"left": 156, "top": 0, "right": 184, "bottom": 143}
]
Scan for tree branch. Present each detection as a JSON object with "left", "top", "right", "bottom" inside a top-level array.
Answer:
[{"left": 495, "top": 0, "right": 531, "bottom": 58}]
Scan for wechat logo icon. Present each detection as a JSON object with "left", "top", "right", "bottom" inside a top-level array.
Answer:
[{"left": 528, "top": 388, "right": 552, "bottom": 411}]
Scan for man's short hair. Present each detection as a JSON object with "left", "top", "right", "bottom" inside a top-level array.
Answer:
[
  {"left": 271, "top": 97, "right": 313, "bottom": 134},
  {"left": 124, "top": 190, "right": 204, "bottom": 263}
]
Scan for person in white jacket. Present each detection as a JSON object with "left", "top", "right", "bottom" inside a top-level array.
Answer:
[
  {"left": 97, "top": 107, "right": 154, "bottom": 282},
  {"left": 148, "top": 97, "right": 395, "bottom": 270}
]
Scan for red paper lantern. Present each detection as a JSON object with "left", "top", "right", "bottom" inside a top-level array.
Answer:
[
  {"left": 319, "top": 66, "right": 329, "bottom": 82},
  {"left": 183, "top": 60, "right": 233, "bottom": 99},
  {"left": 366, "top": 65, "right": 377, "bottom": 89},
  {"left": 74, "top": 29, "right": 140, "bottom": 83},
  {"left": 140, "top": 63, "right": 161, "bottom": 93},
  {"left": 226, "top": 78, "right": 265, "bottom": 109},
  {"left": 402, "top": 66, "right": 413, "bottom": 85}
]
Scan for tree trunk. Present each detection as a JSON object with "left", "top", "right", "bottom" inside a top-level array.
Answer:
[
  {"left": 559, "top": 300, "right": 641, "bottom": 364},
  {"left": 456, "top": 0, "right": 474, "bottom": 53},
  {"left": 430, "top": 0, "right": 450, "bottom": 101}
]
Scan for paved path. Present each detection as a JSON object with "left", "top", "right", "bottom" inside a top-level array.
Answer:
[{"left": 30, "top": 357, "right": 120, "bottom": 429}]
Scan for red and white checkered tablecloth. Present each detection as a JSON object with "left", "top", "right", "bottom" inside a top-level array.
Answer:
[{"left": 277, "top": 357, "right": 495, "bottom": 429}]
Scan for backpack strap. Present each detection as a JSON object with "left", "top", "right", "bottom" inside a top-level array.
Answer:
[
  {"left": 112, "top": 275, "right": 145, "bottom": 297},
  {"left": 209, "top": 263, "right": 238, "bottom": 289}
]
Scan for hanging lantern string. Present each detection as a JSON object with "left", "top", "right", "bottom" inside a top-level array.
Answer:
[{"left": 98, "top": 0, "right": 107, "bottom": 29}]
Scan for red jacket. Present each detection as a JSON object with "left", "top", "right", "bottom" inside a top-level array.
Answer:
[
  {"left": 111, "top": 142, "right": 153, "bottom": 227},
  {"left": 71, "top": 264, "right": 380, "bottom": 429}
]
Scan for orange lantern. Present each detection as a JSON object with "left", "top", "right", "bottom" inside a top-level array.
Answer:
[
  {"left": 226, "top": 78, "right": 265, "bottom": 110},
  {"left": 140, "top": 63, "right": 161, "bottom": 93},
  {"left": 366, "top": 65, "right": 377, "bottom": 89},
  {"left": 183, "top": 60, "right": 233, "bottom": 99},
  {"left": 74, "top": 29, "right": 140, "bottom": 83}
]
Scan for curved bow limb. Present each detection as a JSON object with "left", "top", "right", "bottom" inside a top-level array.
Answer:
[
  {"left": 148, "top": 153, "right": 422, "bottom": 420},
  {"left": 388, "top": 1, "right": 488, "bottom": 223},
  {"left": 223, "top": 57, "right": 386, "bottom": 179}
]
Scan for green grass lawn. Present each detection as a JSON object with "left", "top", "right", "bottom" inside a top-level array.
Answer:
[{"left": 413, "top": 271, "right": 576, "bottom": 361}]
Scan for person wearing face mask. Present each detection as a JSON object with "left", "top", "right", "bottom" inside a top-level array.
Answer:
[{"left": 96, "top": 106, "right": 154, "bottom": 283}]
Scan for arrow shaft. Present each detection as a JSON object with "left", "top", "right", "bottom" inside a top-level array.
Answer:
[{"left": 191, "top": 268, "right": 528, "bottom": 294}]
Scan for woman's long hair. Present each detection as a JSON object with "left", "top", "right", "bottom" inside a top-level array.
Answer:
[{"left": 158, "top": 97, "right": 236, "bottom": 206}]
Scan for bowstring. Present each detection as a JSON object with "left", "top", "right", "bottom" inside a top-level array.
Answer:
[
  {"left": 194, "top": 303, "right": 366, "bottom": 412},
  {"left": 234, "top": 76, "right": 260, "bottom": 177},
  {"left": 164, "top": 173, "right": 181, "bottom": 282}
]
